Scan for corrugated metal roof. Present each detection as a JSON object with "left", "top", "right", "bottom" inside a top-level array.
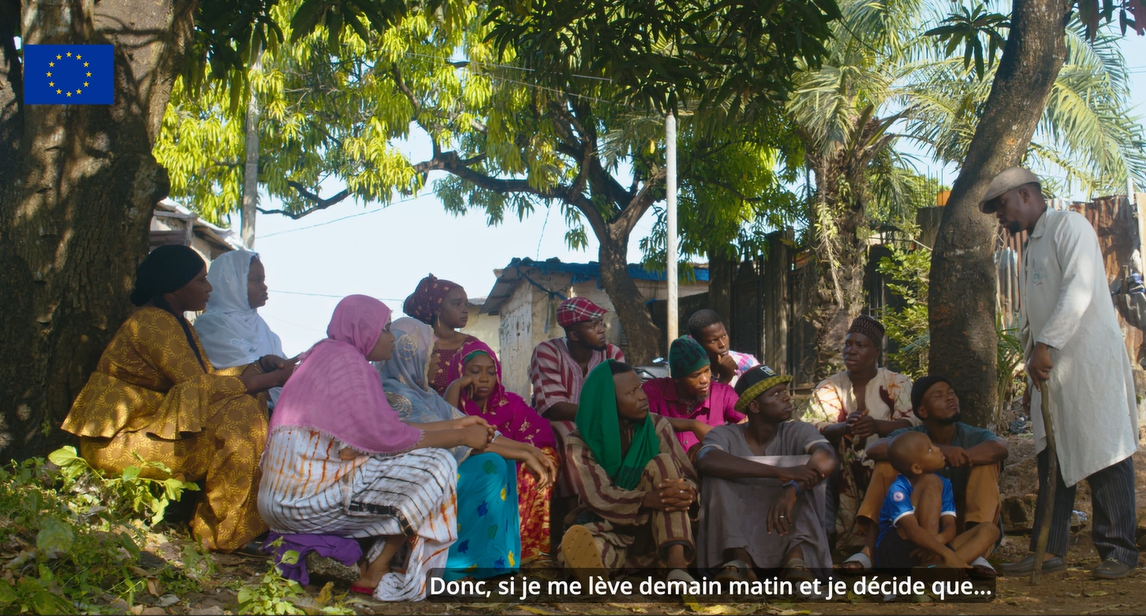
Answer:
[{"left": 479, "top": 257, "right": 709, "bottom": 314}]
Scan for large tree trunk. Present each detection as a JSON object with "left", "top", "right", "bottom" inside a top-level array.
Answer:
[
  {"left": 807, "top": 161, "right": 869, "bottom": 379},
  {"left": 598, "top": 221, "right": 662, "bottom": 365},
  {"left": 929, "top": 0, "right": 1071, "bottom": 429},
  {"left": 0, "top": 0, "right": 195, "bottom": 461}
]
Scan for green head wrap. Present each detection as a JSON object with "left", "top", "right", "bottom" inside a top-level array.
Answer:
[
  {"left": 575, "top": 360, "right": 660, "bottom": 490},
  {"left": 669, "top": 335, "right": 710, "bottom": 379}
]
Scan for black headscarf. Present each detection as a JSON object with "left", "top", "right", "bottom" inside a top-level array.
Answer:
[
  {"left": 130, "top": 245, "right": 206, "bottom": 306},
  {"left": 130, "top": 245, "right": 208, "bottom": 371}
]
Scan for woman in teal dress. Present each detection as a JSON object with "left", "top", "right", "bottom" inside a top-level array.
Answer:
[{"left": 377, "top": 317, "right": 553, "bottom": 579}]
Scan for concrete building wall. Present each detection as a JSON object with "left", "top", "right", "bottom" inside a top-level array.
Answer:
[
  {"left": 460, "top": 301, "right": 501, "bottom": 356},
  {"left": 498, "top": 282, "right": 536, "bottom": 398}
]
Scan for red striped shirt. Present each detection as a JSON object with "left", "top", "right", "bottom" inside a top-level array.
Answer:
[{"left": 528, "top": 338, "right": 624, "bottom": 412}]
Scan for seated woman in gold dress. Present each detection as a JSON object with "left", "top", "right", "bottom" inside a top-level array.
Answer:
[{"left": 62, "top": 245, "right": 293, "bottom": 552}]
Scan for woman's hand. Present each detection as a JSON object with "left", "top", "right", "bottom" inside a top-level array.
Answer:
[
  {"left": 267, "top": 363, "right": 296, "bottom": 388},
  {"left": 521, "top": 453, "right": 553, "bottom": 490},
  {"left": 767, "top": 486, "right": 797, "bottom": 535},
  {"left": 451, "top": 415, "right": 494, "bottom": 442},
  {"left": 459, "top": 424, "right": 492, "bottom": 450}
]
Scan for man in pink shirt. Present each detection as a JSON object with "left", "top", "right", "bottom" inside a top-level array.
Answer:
[{"left": 643, "top": 336, "right": 743, "bottom": 459}]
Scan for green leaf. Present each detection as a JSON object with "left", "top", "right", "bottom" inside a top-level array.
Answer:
[
  {"left": 36, "top": 518, "right": 75, "bottom": 559},
  {"left": 47, "top": 447, "right": 79, "bottom": 468},
  {"left": 121, "top": 466, "right": 141, "bottom": 483},
  {"left": 0, "top": 580, "right": 16, "bottom": 605}
]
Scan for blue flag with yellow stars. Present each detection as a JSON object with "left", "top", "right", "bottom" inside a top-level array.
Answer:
[{"left": 24, "top": 45, "right": 113, "bottom": 105}]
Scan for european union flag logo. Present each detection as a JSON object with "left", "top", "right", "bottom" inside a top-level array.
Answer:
[{"left": 23, "top": 45, "right": 113, "bottom": 105}]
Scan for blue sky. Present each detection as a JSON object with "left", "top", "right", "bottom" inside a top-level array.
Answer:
[{"left": 247, "top": 31, "right": 1146, "bottom": 356}]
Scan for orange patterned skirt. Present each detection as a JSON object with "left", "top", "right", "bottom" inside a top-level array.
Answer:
[{"left": 518, "top": 446, "right": 560, "bottom": 563}]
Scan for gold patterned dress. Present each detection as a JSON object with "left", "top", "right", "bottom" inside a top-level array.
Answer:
[{"left": 62, "top": 306, "right": 268, "bottom": 552}]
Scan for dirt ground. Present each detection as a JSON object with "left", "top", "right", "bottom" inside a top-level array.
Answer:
[
  {"left": 135, "top": 420, "right": 1146, "bottom": 616},
  {"left": 153, "top": 531, "right": 1146, "bottom": 616}
]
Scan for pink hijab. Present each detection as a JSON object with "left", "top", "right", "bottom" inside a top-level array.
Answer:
[
  {"left": 269, "top": 295, "right": 422, "bottom": 454},
  {"left": 446, "top": 338, "right": 555, "bottom": 448}
]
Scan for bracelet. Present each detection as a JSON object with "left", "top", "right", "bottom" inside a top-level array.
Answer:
[{"left": 783, "top": 480, "right": 802, "bottom": 494}]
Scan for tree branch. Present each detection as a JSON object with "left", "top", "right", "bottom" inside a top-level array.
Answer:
[{"left": 256, "top": 182, "right": 352, "bottom": 219}]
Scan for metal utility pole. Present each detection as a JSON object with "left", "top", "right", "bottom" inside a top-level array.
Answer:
[{"left": 666, "top": 112, "right": 678, "bottom": 345}]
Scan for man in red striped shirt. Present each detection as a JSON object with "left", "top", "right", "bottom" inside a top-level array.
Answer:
[{"left": 530, "top": 297, "right": 626, "bottom": 421}]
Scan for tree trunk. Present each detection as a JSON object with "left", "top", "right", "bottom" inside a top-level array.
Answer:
[
  {"left": 807, "top": 162, "right": 869, "bottom": 380},
  {"left": 241, "top": 79, "right": 259, "bottom": 248},
  {"left": 598, "top": 222, "right": 662, "bottom": 365},
  {"left": 707, "top": 248, "right": 735, "bottom": 323},
  {"left": 241, "top": 55, "right": 260, "bottom": 248},
  {"left": 0, "top": 0, "right": 195, "bottom": 461},
  {"left": 928, "top": 0, "right": 1071, "bottom": 429}
]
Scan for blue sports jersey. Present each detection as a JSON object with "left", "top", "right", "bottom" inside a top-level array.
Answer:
[{"left": 876, "top": 474, "right": 956, "bottom": 546}]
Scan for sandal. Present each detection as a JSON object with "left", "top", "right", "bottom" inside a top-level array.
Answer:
[
  {"left": 783, "top": 557, "right": 815, "bottom": 584},
  {"left": 349, "top": 584, "right": 374, "bottom": 595},
  {"left": 841, "top": 550, "right": 871, "bottom": 572},
  {"left": 970, "top": 556, "right": 997, "bottom": 579},
  {"left": 665, "top": 568, "right": 696, "bottom": 586},
  {"left": 561, "top": 525, "right": 603, "bottom": 589},
  {"left": 713, "top": 559, "right": 757, "bottom": 583}
]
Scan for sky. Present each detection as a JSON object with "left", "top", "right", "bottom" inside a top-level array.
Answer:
[{"left": 242, "top": 30, "right": 1146, "bottom": 357}]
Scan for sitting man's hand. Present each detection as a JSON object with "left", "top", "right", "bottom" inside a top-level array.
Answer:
[
  {"left": 767, "top": 486, "right": 798, "bottom": 535},
  {"left": 847, "top": 411, "right": 877, "bottom": 439},
  {"left": 938, "top": 445, "right": 971, "bottom": 467},
  {"left": 775, "top": 464, "right": 822, "bottom": 490},
  {"left": 716, "top": 354, "right": 738, "bottom": 382},
  {"left": 642, "top": 478, "right": 695, "bottom": 512}
]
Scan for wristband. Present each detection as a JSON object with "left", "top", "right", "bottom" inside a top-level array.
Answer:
[{"left": 783, "top": 480, "right": 802, "bottom": 494}]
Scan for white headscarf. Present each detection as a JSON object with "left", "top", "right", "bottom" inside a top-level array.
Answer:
[{"left": 194, "top": 250, "right": 285, "bottom": 404}]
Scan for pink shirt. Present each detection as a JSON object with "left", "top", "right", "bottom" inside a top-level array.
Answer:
[{"left": 642, "top": 377, "right": 743, "bottom": 451}]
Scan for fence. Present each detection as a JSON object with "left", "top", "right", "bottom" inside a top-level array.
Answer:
[{"left": 651, "top": 194, "right": 1146, "bottom": 389}]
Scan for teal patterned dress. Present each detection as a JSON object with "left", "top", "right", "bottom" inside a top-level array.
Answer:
[
  {"left": 377, "top": 317, "right": 522, "bottom": 581},
  {"left": 443, "top": 452, "right": 520, "bottom": 580}
]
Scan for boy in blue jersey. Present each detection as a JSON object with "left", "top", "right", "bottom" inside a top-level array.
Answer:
[{"left": 875, "top": 432, "right": 1000, "bottom": 569}]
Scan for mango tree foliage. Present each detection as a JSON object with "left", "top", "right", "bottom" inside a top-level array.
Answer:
[
  {"left": 157, "top": 0, "right": 833, "bottom": 364},
  {"left": 157, "top": 0, "right": 475, "bottom": 223}
]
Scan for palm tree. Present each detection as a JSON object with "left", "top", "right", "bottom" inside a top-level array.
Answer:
[{"left": 786, "top": 0, "right": 1146, "bottom": 379}]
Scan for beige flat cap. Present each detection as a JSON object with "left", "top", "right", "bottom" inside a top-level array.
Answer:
[{"left": 979, "top": 167, "right": 1041, "bottom": 213}]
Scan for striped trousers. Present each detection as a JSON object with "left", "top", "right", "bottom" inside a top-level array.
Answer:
[
  {"left": 578, "top": 453, "right": 695, "bottom": 570},
  {"left": 1030, "top": 449, "right": 1139, "bottom": 565}
]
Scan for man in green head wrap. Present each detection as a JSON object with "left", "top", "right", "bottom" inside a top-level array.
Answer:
[
  {"left": 559, "top": 360, "right": 698, "bottom": 584},
  {"left": 643, "top": 336, "right": 745, "bottom": 459}
]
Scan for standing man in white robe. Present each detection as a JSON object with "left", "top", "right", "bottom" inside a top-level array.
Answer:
[{"left": 981, "top": 167, "right": 1139, "bottom": 580}]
